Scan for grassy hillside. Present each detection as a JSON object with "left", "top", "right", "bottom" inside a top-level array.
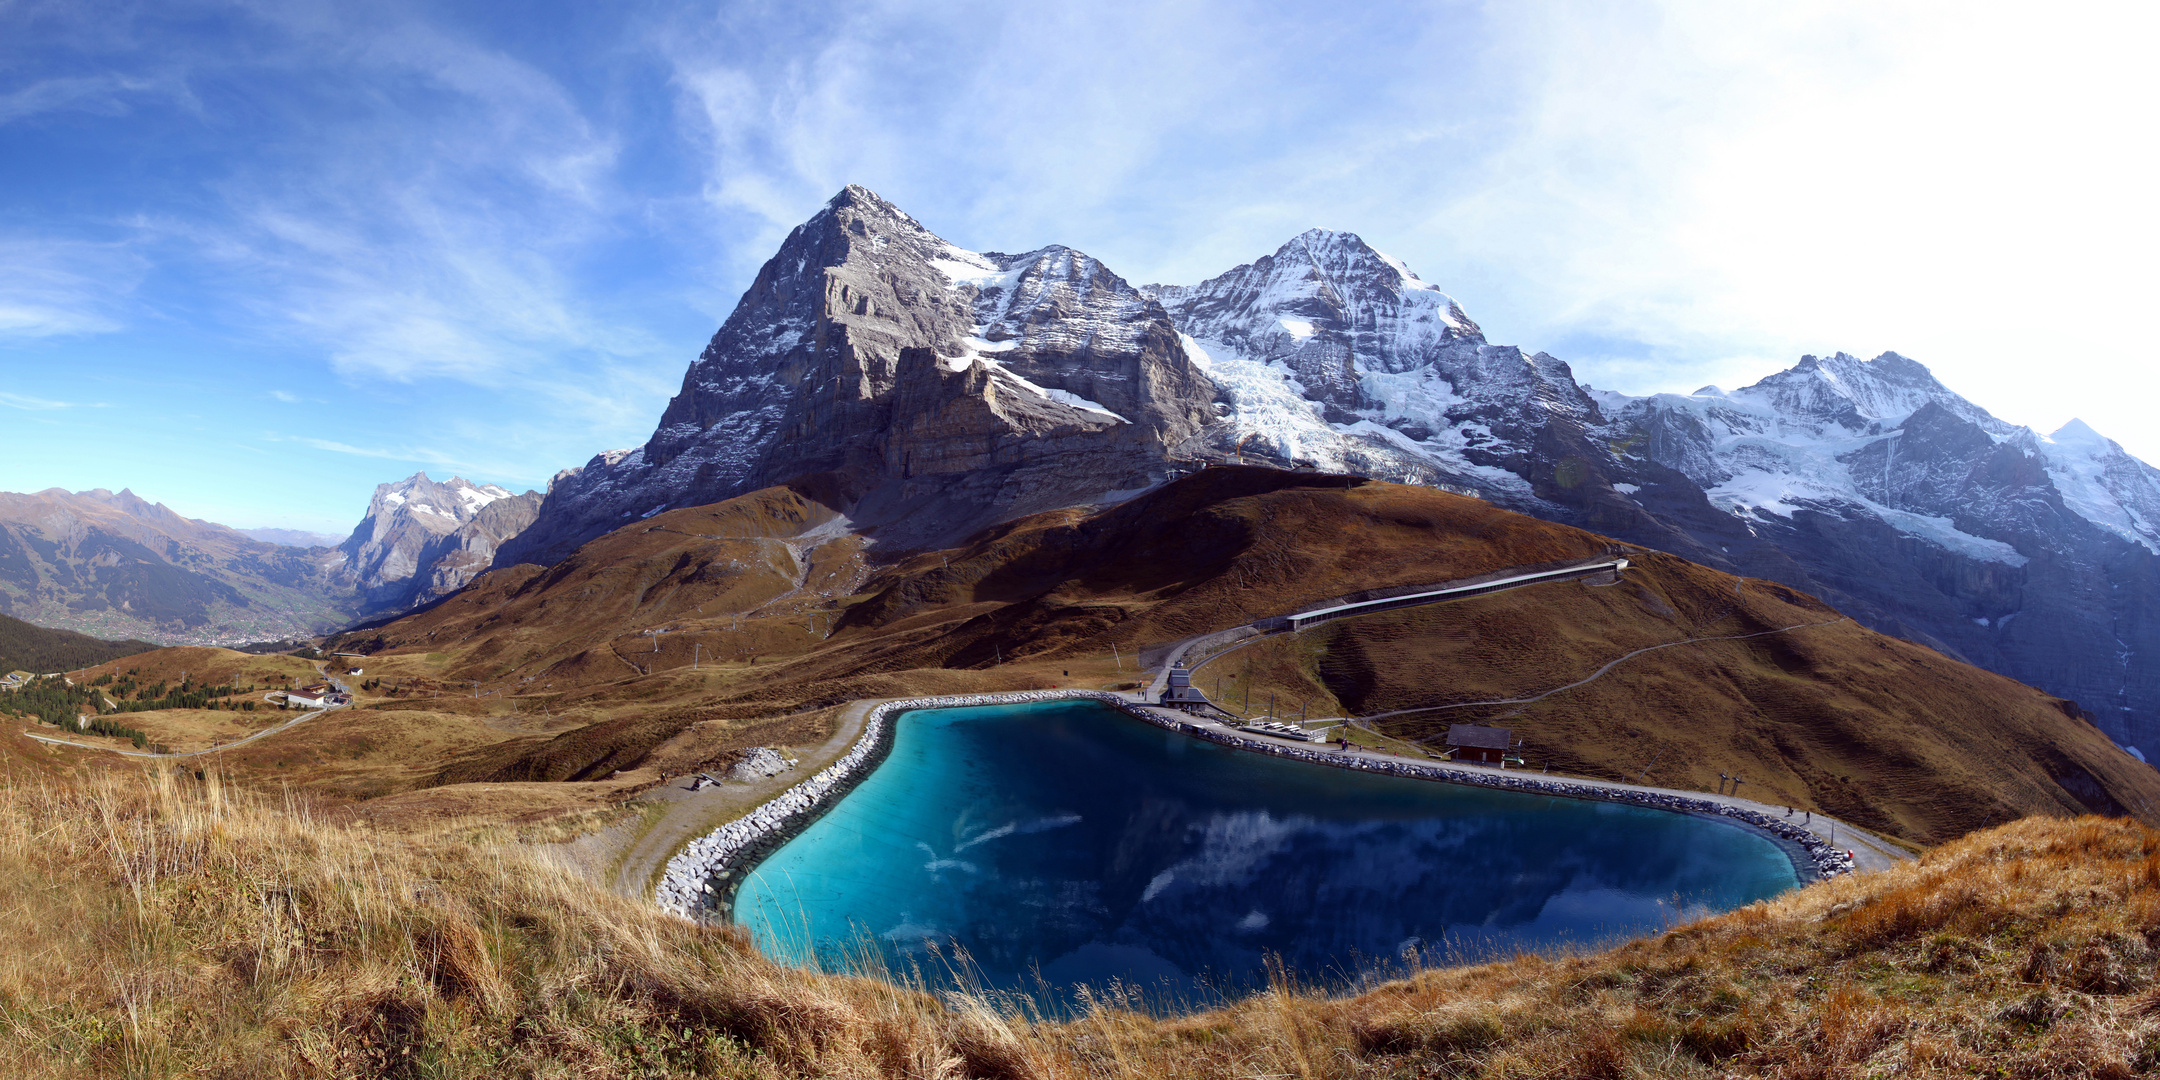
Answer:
[
  {"left": 1176, "top": 548, "right": 2151, "bottom": 844},
  {"left": 259, "top": 465, "right": 2160, "bottom": 844},
  {"left": 3, "top": 765, "right": 2158, "bottom": 1077},
  {"left": 0, "top": 610, "right": 156, "bottom": 674}
]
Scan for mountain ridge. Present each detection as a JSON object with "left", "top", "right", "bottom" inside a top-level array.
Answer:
[{"left": 484, "top": 186, "right": 2160, "bottom": 756}]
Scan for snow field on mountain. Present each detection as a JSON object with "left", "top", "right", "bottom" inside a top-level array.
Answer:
[
  {"left": 1179, "top": 333, "right": 1530, "bottom": 494},
  {"left": 1178, "top": 334, "right": 1348, "bottom": 465},
  {"left": 1626, "top": 386, "right": 2030, "bottom": 566},
  {"left": 2038, "top": 419, "right": 2160, "bottom": 555}
]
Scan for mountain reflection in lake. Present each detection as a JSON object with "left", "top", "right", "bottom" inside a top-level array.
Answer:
[{"left": 732, "top": 699, "right": 1797, "bottom": 1005}]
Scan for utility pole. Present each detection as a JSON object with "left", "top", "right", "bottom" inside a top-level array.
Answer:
[
  {"left": 1635, "top": 747, "right": 1664, "bottom": 787},
  {"left": 693, "top": 643, "right": 700, "bottom": 671}
]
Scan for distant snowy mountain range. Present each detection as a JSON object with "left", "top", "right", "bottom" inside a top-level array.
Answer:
[
  {"left": 0, "top": 472, "right": 537, "bottom": 645},
  {"left": 493, "top": 186, "right": 2160, "bottom": 756}
]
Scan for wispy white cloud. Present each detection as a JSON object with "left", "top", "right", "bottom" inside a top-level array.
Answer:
[
  {"left": 0, "top": 72, "right": 182, "bottom": 124},
  {"left": 1385, "top": 0, "right": 2160, "bottom": 451},
  {"left": 655, "top": 0, "right": 1324, "bottom": 277},
  {"left": 259, "top": 432, "right": 540, "bottom": 486},
  {"left": 0, "top": 391, "right": 107, "bottom": 410},
  {"left": 0, "top": 237, "right": 141, "bottom": 338},
  {"left": 12, "top": 0, "right": 2160, "bottom": 525}
]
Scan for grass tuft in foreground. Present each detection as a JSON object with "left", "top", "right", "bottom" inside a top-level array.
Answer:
[{"left": 6, "top": 768, "right": 2160, "bottom": 1077}]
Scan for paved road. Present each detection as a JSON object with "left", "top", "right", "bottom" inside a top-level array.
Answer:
[{"left": 1113, "top": 558, "right": 1908, "bottom": 868}]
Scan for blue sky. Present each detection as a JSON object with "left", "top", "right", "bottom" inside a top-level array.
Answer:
[{"left": 4, "top": 0, "right": 2156, "bottom": 534}]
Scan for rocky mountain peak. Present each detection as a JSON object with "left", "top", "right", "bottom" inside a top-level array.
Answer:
[
  {"left": 336, "top": 472, "right": 537, "bottom": 612},
  {"left": 496, "top": 185, "right": 1223, "bottom": 565},
  {"left": 1147, "top": 229, "right": 1484, "bottom": 393},
  {"left": 360, "top": 472, "right": 515, "bottom": 526},
  {"left": 1740, "top": 351, "right": 2007, "bottom": 435}
]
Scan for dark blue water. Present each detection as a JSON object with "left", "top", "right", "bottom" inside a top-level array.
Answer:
[{"left": 734, "top": 700, "right": 1796, "bottom": 1003}]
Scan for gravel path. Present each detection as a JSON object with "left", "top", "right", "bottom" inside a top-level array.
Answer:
[{"left": 604, "top": 698, "right": 877, "bottom": 901}]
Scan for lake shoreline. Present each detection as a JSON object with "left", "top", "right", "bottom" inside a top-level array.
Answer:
[{"left": 656, "top": 690, "right": 1856, "bottom": 925}]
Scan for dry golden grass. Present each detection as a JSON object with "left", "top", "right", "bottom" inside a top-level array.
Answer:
[{"left": 7, "top": 765, "right": 2160, "bottom": 1078}]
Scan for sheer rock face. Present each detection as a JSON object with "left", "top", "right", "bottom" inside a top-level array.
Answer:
[
  {"left": 335, "top": 473, "right": 539, "bottom": 612},
  {"left": 499, "top": 186, "right": 1218, "bottom": 566}
]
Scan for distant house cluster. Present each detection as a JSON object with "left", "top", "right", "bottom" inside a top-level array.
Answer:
[{"left": 0, "top": 671, "right": 31, "bottom": 692}]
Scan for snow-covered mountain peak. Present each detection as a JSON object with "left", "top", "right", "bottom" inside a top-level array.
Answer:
[
  {"left": 2049, "top": 418, "right": 2107, "bottom": 445},
  {"left": 334, "top": 471, "right": 540, "bottom": 609},
  {"left": 1144, "top": 226, "right": 1490, "bottom": 415},
  {"left": 499, "top": 185, "right": 1222, "bottom": 563},
  {"left": 2035, "top": 418, "right": 2160, "bottom": 554},
  {"left": 1733, "top": 351, "right": 2008, "bottom": 436},
  {"left": 361, "top": 473, "right": 515, "bottom": 531}
]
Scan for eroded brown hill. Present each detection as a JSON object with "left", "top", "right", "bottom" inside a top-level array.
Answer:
[{"left": 287, "top": 465, "right": 2160, "bottom": 845}]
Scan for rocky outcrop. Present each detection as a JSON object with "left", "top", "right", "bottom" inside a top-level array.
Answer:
[
  {"left": 728, "top": 746, "right": 792, "bottom": 782},
  {"left": 498, "top": 186, "right": 1219, "bottom": 565},
  {"left": 334, "top": 473, "right": 539, "bottom": 613}
]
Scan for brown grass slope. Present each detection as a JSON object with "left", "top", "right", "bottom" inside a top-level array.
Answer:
[
  {"left": 337, "top": 483, "right": 864, "bottom": 686},
  {"left": 311, "top": 466, "right": 2160, "bottom": 844},
  {"left": 13, "top": 768, "right": 2160, "bottom": 1077},
  {"left": 1201, "top": 549, "right": 2155, "bottom": 845}
]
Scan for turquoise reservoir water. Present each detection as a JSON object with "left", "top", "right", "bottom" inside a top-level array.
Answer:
[{"left": 734, "top": 700, "right": 1797, "bottom": 1001}]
